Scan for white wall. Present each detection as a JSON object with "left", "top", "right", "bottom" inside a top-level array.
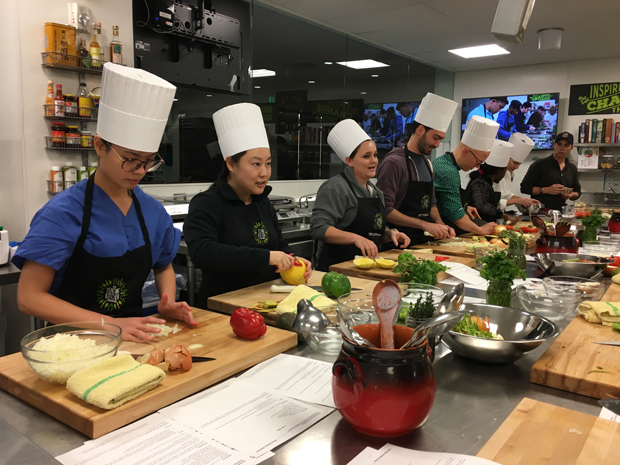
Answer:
[
  {"left": 452, "top": 57, "right": 620, "bottom": 196},
  {"left": 0, "top": 0, "right": 133, "bottom": 240}
]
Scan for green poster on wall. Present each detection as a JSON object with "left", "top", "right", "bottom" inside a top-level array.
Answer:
[{"left": 569, "top": 81, "right": 620, "bottom": 115}]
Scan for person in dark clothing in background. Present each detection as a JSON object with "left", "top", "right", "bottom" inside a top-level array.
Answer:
[
  {"left": 514, "top": 101, "right": 534, "bottom": 133},
  {"left": 496, "top": 100, "right": 521, "bottom": 141},
  {"left": 526, "top": 106, "right": 546, "bottom": 128}
]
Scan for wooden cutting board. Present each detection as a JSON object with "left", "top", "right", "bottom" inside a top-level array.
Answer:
[
  {"left": 477, "top": 397, "right": 620, "bottom": 465},
  {"left": 411, "top": 238, "right": 480, "bottom": 258},
  {"left": 328, "top": 251, "right": 475, "bottom": 282},
  {"left": 0, "top": 308, "right": 296, "bottom": 438},
  {"left": 530, "top": 283, "right": 620, "bottom": 399},
  {"left": 207, "top": 271, "right": 379, "bottom": 326}
]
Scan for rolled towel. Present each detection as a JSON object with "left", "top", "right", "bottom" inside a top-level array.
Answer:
[
  {"left": 66, "top": 353, "right": 166, "bottom": 410},
  {"left": 578, "top": 301, "right": 620, "bottom": 326}
]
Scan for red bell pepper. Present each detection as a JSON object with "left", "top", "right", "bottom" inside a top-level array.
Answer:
[
  {"left": 230, "top": 308, "right": 267, "bottom": 340},
  {"left": 434, "top": 256, "right": 450, "bottom": 262}
]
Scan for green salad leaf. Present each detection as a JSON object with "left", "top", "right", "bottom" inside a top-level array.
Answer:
[
  {"left": 452, "top": 313, "right": 494, "bottom": 339},
  {"left": 581, "top": 208, "right": 606, "bottom": 229},
  {"left": 393, "top": 252, "right": 448, "bottom": 285}
]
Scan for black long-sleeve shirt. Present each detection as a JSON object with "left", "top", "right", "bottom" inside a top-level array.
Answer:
[
  {"left": 520, "top": 154, "right": 581, "bottom": 211},
  {"left": 465, "top": 174, "right": 503, "bottom": 223},
  {"left": 184, "top": 181, "right": 292, "bottom": 307}
]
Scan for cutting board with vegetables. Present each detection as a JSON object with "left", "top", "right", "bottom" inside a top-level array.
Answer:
[
  {"left": 328, "top": 251, "right": 475, "bottom": 282},
  {"left": 0, "top": 308, "right": 296, "bottom": 438},
  {"left": 477, "top": 397, "right": 620, "bottom": 465},
  {"left": 530, "top": 287, "right": 620, "bottom": 399},
  {"left": 207, "top": 271, "right": 379, "bottom": 326},
  {"left": 410, "top": 238, "right": 482, "bottom": 258}
]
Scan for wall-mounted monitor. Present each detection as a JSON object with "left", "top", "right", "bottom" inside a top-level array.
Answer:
[
  {"left": 364, "top": 102, "right": 421, "bottom": 143},
  {"left": 461, "top": 93, "right": 559, "bottom": 150}
]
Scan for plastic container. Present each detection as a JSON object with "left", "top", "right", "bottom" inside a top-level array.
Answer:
[
  {"left": 87, "top": 161, "right": 98, "bottom": 176},
  {"left": 77, "top": 166, "right": 88, "bottom": 181},
  {"left": 50, "top": 166, "right": 63, "bottom": 193},
  {"left": 62, "top": 162, "right": 77, "bottom": 190}
]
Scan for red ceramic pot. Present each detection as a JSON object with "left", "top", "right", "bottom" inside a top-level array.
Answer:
[
  {"left": 535, "top": 233, "right": 579, "bottom": 254},
  {"left": 609, "top": 211, "right": 620, "bottom": 234},
  {"left": 332, "top": 324, "right": 435, "bottom": 438}
]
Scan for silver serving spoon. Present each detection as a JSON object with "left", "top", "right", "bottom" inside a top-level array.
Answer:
[
  {"left": 435, "top": 283, "right": 465, "bottom": 315},
  {"left": 335, "top": 308, "right": 376, "bottom": 348},
  {"left": 400, "top": 312, "right": 465, "bottom": 350},
  {"left": 372, "top": 280, "right": 402, "bottom": 349}
]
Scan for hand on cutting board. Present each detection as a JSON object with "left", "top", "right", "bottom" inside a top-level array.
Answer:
[
  {"left": 115, "top": 316, "right": 166, "bottom": 343},
  {"left": 158, "top": 293, "right": 197, "bottom": 326}
]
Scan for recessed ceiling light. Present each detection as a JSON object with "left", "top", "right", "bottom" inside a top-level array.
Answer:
[
  {"left": 251, "top": 69, "right": 276, "bottom": 78},
  {"left": 173, "top": 98, "right": 178, "bottom": 101},
  {"left": 206, "top": 94, "right": 212, "bottom": 97},
  {"left": 324, "top": 61, "right": 333, "bottom": 65},
  {"left": 254, "top": 86, "right": 261, "bottom": 89},
  {"left": 448, "top": 44, "right": 510, "bottom": 58},
  {"left": 360, "top": 92, "right": 366, "bottom": 95},
  {"left": 308, "top": 80, "right": 315, "bottom": 84},
  {"left": 371, "top": 74, "right": 379, "bottom": 78},
  {"left": 336, "top": 59, "right": 389, "bottom": 69}
]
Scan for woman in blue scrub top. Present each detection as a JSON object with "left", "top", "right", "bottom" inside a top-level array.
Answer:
[{"left": 12, "top": 64, "right": 195, "bottom": 342}]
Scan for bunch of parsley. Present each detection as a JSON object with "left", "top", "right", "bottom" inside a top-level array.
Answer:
[
  {"left": 477, "top": 250, "right": 526, "bottom": 285},
  {"left": 393, "top": 252, "right": 448, "bottom": 285},
  {"left": 499, "top": 229, "right": 526, "bottom": 250},
  {"left": 581, "top": 208, "right": 606, "bottom": 229}
]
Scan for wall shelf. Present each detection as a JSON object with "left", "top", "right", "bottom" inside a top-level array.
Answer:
[
  {"left": 574, "top": 143, "right": 620, "bottom": 147},
  {"left": 44, "top": 105, "right": 97, "bottom": 121},
  {"left": 41, "top": 52, "right": 105, "bottom": 75},
  {"left": 578, "top": 169, "right": 618, "bottom": 173}
]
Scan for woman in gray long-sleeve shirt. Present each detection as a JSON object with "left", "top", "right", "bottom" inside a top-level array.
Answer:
[{"left": 310, "top": 119, "right": 410, "bottom": 271}]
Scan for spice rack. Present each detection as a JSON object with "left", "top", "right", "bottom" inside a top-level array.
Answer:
[
  {"left": 41, "top": 52, "right": 105, "bottom": 75},
  {"left": 47, "top": 180, "right": 78, "bottom": 194},
  {"left": 43, "top": 104, "right": 97, "bottom": 121},
  {"left": 44, "top": 136, "right": 95, "bottom": 151}
]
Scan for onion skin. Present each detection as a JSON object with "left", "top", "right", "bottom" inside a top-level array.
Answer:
[{"left": 163, "top": 344, "right": 192, "bottom": 371}]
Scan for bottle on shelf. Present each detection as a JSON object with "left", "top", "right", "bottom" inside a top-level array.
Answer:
[
  {"left": 64, "top": 94, "right": 78, "bottom": 118},
  {"left": 90, "top": 22, "right": 102, "bottom": 69},
  {"left": 78, "top": 81, "right": 92, "bottom": 118},
  {"left": 87, "top": 160, "right": 98, "bottom": 176},
  {"left": 54, "top": 84, "right": 65, "bottom": 117},
  {"left": 50, "top": 166, "right": 63, "bottom": 193},
  {"left": 110, "top": 25, "right": 122, "bottom": 64},
  {"left": 78, "top": 38, "right": 91, "bottom": 69},
  {"left": 62, "top": 162, "right": 78, "bottom": 189},
  {"left": 45, "top": 80, "right": 54, "bottom": 116},
  {"left": 78, "top": 166, "right": 89, "bottom": 181}
]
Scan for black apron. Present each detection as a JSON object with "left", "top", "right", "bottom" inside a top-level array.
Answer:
[
  {"left": 317, "top": 173, "right": 387, "bottom": 272},
  {"left": 56, "top": 174, "right": 152, "bottom": 317},
  {"left": 197, "top": 190, "right": 282, "bottom": 308},
  {"left": 480, "top": 190, "right": 502, "bottom": 223},
  {"left": 387, "top": 149, "right": 434, "bottom": 246}
]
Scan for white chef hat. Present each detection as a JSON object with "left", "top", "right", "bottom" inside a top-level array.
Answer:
[
  {"left": 327, "top": 119, "right": 371, "bottom": 163},
  {"left": 97, "top": 63, "right": 176, "bottom": 153},
  {"left": 213, "top": 103, "right": 270, "bottom": 159},
  {"left": 508, "top": 132, "right": 535, "bottom": 163},
  {"left": 485, "top": 140, "right": 513, "bottom": 168},
  {"left": 414, "top": 92, "right": 458, "bottom": 132},
  {"left": 461, "top": 116, "right": 500, "bottom": 152}
]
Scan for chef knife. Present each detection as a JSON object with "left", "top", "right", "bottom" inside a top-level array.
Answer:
[
  {"left": 592, "top": 341, "right": 620, "bottom": 346},
  {"left": 599, "top": 399, "right": 620, "bottom": 416},
  {"left": 270, "top": 285, "right": 362, "bottom": 293},
  {"left": 131, "top": 354, "right": 216, "bottom": 362}
]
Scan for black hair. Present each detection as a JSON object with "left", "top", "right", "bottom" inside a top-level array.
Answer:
[
  {"left": 386, "top": 106, "right": 396, "bottom": 115},
  {"left": 490, "top": 96, "right": 509, "bottom": 104},
  {"left": 210, "top": 151, "right": 246, "bottom": 189},
  {"left": 410, "top": 121, "right": 432, "bottom": 134},
  {"left": 379, "top": 109, "right": 387, "bottom": 115},
  {"left": 522, "top": 101, "right": 532, "bottom": 109},
  {"left": 348, "top": 139, "right": 373, "bottom": 160},
  {"left": 396, "top": 102, "right": 408, "bottom": 110},
  {"left": 469, "top": 162, "right": 505, "bottom": 180},
  {"left": 509, "top": 100, "right": 522, "bottom": 110}
]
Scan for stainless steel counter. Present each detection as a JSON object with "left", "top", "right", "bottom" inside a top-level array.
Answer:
[{"left": 0, "top": 264, "right": 605, "bottom": 465}]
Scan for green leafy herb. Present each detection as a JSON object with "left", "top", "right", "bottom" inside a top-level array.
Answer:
[
  {"left": 581, "top": 208, "right": 606, "bottom": 229},
  {"left": 587, "top": 370, "right": 612, "bottom": 374},
  {"left": 477, "top": 250, "right": 526, "bottom": 285},
  {"left": 407, "top": 293, "right": 435, "bottom": 320},
  {"left": 393, "top": 252, "right": 448, "bottom": 285},
  {"left": 500, "top": 230, "right": 526, "bottom": 250},
  {"left": 597, "top": 366, "right": 603, "bottom": 369},
  {"left": 452, "top": 313, "right": 495, "bottom": 339}
]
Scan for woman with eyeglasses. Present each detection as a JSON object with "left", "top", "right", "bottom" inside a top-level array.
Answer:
[
  {"left": 464, "top": 140, "right": 519, "bottom": 224},
  {"left": 12, "top": 64, "right": 196, "bottom": 343}
]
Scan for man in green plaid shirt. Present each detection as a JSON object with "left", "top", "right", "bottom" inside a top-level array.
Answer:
[{"left": 433, "top": 116, "right": 500, "bottom": 236}]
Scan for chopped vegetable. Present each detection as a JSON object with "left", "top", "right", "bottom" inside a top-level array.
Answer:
[
  {"left": 393, "top": 252, "right": 448, "bottom": 285},
  {"left": 230, "top": 308, "right": 267, "bottom": 340},
  {"left": 434, "top": 256, "right": 451, "bottom": 262},
  {"left": 453, "top": 313, "right": 498, "bottom": 339},
  {"left": 145, "top": 323, "right": 182, "bottom": 337},
  {"left": 587, "top": 370, "right": 612, "bottom": 374},
  {"left": 499, "top": 230, "right": 526, "bottom": 250},
  {"left": 250, "top": 300, "right": 280, "bottom": 312},
  {"left": 613, "top": 322, "right": 620, "bottom": 332}
]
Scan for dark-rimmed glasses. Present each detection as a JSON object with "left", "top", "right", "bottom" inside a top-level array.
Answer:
[{"left": 109, "top": 144, "right": 163, "bottom": 172}]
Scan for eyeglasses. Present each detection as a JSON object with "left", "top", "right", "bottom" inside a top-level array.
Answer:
[
  {"left": 469, "top": 149, "right": 484, "bottom": 167},
  {"left": 108, "top": 144, "right": 163, "bottom": 172}
]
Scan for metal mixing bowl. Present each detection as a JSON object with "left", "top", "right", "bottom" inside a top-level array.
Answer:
[
  {"left": 441, "top": 304, "right": 558, "bottom": 363},
  {"left": 533, "top": 253, "right": 613, "bottom": 278}
]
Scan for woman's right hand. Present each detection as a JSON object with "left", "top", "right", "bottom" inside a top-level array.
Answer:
[
  {"left": 115, "top": 316, "right": 167, "bottom": 343},
  {"left": 269, "top": 251, "right": 296, "bottom": 273},
  {"left": 354, "top": 236, "right": 379, "bottom": 258}
]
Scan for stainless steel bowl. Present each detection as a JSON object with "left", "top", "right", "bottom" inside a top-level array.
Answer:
[
  {"left": 441, "top": 304, "right": 558, "bottom": 364},
  {"left": 533, "top": 253, "right": 613, "bottom": 278}
]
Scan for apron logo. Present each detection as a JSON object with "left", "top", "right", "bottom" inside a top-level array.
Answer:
[
  {"left": 421, "top": 195, "right": 430, "bottom": 210},
  {"left": 96, "top": 278, "right": 128, "bottom": 311},
  {"left": 253, "top": 221, "right": 269, "bottom": 245},
  {"left": 373, "top": 213, "right": 384, "bottom": 230}
]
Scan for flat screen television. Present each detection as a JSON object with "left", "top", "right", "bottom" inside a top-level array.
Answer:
[
  {"left": 363, "top": 101, "right": 421, "bottom": 141},
  {"left": 460, "top": 93, "right": 559, "bottom": 150}
]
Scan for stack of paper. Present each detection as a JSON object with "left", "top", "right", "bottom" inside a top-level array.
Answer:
[{"left": 348, "top": 444, "right": 501, "bottom": 465}]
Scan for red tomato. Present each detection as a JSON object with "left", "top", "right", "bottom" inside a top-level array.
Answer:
[
  {"left": 506, "top": 225, "right": 514, "bottom": 231},
  {"left": 608, "top": 256, "right": 620, "bottom": 268}
]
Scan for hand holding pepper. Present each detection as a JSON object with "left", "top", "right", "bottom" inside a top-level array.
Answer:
[{"left": 230, "top": 308, "right": 267, "bottom": 340}]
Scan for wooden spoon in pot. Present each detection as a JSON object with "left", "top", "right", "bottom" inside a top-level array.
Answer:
[{"left": 372, "top": 280, "right": 402, "bottom": 349}]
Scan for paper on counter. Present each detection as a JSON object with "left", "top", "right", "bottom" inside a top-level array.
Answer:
[
  {"left": 347, "top": 443, "right": 501, "bottom": 465},
  {"left": 56, "top": 413, "right": 259, "bottom": 465},
  {"left": 159, "top": 378, "right": 333, "bottom": 456},
  {"left": 444, "top": 262, "right": 488, "bottom": 288},
  {"left": 238, "top": 354, "right": 335, "bottom": 408},
  {"left": 599, "top": 407, "right": 620, "bottom": 423}
]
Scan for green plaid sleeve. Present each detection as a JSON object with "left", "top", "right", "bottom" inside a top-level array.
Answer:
[{"left": 432, "top": 155, "right": 466, "bottom": 223}]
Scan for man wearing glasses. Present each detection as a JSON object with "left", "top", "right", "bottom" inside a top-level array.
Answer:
[
  {"left": 13, "top": 63, "right": 196, "bottom": 343},
  {"left": 432, "top": 116, "right": 500, "bottom": 236}
]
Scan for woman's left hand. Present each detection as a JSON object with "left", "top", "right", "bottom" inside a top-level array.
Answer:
[
  {"left": 296, "top": 257, "right": 313, "bottom": 283},
  {"left": 390, "top": 230, "right": 410, "bottom": 249},
  {"left": 157, "top": 294, "right": 198, "bottom": 326}
]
